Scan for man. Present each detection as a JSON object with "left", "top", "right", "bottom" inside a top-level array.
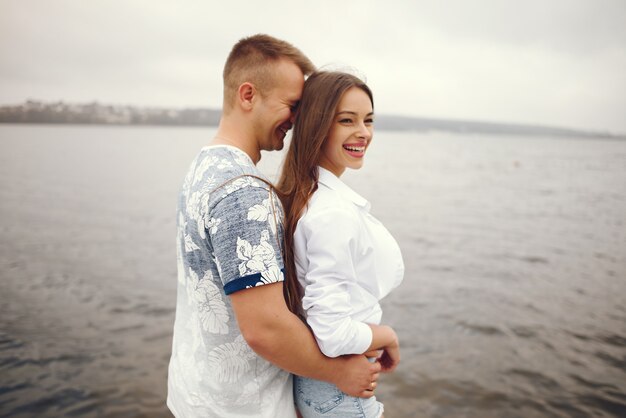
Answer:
[{"left": 167, "top": 34, "right": 381, "bottom": 418}]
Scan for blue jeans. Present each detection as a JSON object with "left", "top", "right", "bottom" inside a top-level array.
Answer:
[{"left": 294, "top": 375, "right": 384, "bottom": 417}]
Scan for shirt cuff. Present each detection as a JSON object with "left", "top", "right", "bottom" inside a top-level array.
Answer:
[
  {"left": 315, "top": 320, "right": 373, "bottom": 358},
  {"left": 223, "top": 269, "right": 285, "bottom": 295},
  {"left": 352, "top": 321, "right": 374, "bottom": 354}
]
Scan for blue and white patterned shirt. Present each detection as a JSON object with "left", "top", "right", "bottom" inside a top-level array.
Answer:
[{"left": 167, "top": 145, "right": 295, "bottom": 418}]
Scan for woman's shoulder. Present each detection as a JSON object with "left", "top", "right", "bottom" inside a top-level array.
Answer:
[{"left": 302, "top": 184, "right": 359, "bottom": 222}]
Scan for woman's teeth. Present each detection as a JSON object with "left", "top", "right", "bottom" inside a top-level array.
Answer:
[{"left": 343, "top": 145, "right": 365, "bottom": 152}]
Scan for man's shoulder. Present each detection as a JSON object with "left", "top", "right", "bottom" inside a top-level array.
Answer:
[
  {"left": 189, "top": 146, "right": 269, "bottom": 197},
  {"left": 202, "top": 146, "right": 259, "bottom": 178}
]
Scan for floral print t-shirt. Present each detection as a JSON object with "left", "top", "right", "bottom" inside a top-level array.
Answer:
[{"left": 167, "top": 145, "right": 295, "bottom": 418}]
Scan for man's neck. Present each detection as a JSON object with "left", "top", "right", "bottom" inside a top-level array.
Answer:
[{"left": 210, "top": 123, "right": 261, "bottom": 164}]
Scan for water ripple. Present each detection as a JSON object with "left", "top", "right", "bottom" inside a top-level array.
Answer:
[
  {"left": 456, "top": 320, "right": 506, "bottom": 336},
  {"left": 3, "top": 387, "right": 90, "bottom": 418}
]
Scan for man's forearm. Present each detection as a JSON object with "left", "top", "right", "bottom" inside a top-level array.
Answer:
[
  {"left": 230, "top": 282, "right": 380, "bottom": 398},
  {"left": 232, "top": 283, "right": 343, "bottom": 381}
]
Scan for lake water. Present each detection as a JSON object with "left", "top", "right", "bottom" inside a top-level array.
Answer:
[{"left": 0, "top": 124, "right": 625, "bottom": 418}]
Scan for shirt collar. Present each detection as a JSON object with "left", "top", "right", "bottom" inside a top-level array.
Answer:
[
  {"left": 318, "top": 167, "right": 371, "bottom": 211},
  {"left": 202, "top": 144, "right": 255, "bottom": 166}
]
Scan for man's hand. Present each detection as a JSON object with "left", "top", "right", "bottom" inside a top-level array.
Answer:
[
  {"left": 232, "top": 283, "right": 383, "bottom": 397},
  {"left": 332, "top": 354, "right": 381, "bottom": 398}
]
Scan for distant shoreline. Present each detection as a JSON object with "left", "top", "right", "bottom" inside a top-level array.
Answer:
[{"left": 1, "top": 100, "right": 623, "bottom": 140}]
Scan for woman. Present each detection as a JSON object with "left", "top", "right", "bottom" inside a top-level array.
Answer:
[{"left": 277, "top": 71, "right": 405, "bottom": 418}]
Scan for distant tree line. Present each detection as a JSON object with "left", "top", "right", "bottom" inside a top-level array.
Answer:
[
  {"left": 0, "top": 100, "right": 221, "bottom": 126},
  {"left": 0, "top": 100, "right": 620, "bottom": 139}
]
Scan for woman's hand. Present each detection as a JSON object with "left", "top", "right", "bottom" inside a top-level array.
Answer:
[
  {"left": 364, "top": 324, "right": 401, "bottom": 373},
  {"left": 378, "top": 340, "right": 400, "bottom": 372},
  {"left": 363, "top": 349, "right": 382, "bottom": 358}
]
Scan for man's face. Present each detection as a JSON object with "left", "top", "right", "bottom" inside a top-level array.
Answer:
[{"left": 253, "top": 59, "right": 305, "bottom": 152}]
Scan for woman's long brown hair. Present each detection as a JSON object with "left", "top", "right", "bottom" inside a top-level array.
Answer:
[{"left": 276, "top": 71, "right": 373, "bottom": 314}]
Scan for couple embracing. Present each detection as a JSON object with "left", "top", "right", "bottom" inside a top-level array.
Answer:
[{"left": 167, "top": 34, "right": 404, "bottom": 418}]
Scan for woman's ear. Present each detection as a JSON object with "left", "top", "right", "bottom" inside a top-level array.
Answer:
[{"left": 237, "top": 82, "right": 256, "bottom": 111}]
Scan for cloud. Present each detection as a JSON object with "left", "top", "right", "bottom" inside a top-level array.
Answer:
[{"left": 0, "top": 0, "right": 624, "bottom": 131}]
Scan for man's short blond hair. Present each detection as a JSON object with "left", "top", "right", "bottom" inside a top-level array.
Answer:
[{"left": 222, "top": 34, "right": 315, "bottom": 111}]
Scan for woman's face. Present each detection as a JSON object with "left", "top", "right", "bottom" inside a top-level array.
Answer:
[{"left": 319, "top": 87, "right": 374, "bottom": 177}]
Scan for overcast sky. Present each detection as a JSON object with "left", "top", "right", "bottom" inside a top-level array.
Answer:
[{"left": 1, "top": 0, "right": 625, "bottom": 132}]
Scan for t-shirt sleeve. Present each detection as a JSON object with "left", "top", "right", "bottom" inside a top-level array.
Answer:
[{"left": 209, "top": 185, "right": 285, "bottom": 295}]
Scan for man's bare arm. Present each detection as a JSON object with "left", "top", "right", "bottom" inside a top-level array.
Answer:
[{"left": 230, "top": 282, "right": 380, "bottom": 398}]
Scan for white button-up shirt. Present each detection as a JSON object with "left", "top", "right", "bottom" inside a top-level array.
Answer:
[{"left": 293, "top": 167, "right": 404, "bottom": 358}]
